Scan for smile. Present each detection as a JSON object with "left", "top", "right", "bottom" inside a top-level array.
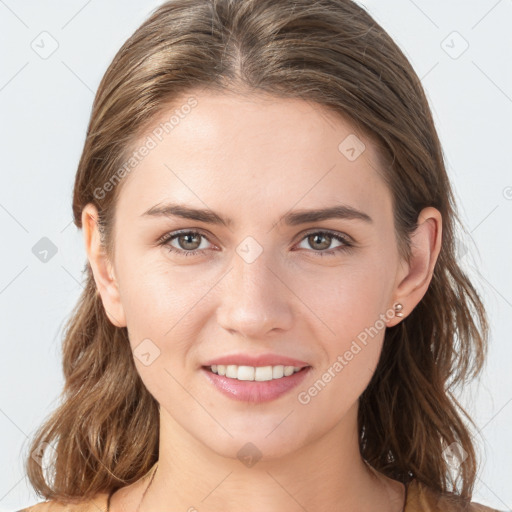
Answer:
[
  {"left": 201, "top": 365, "right": 312, "bottom": 403},
  {"left": 208, "top": 364, "right": 304, "bottom": 381}
]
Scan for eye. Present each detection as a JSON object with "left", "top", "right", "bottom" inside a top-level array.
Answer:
[
  {"left": 157, "top": 230, "right": 213, "bottom": 257},
  {"left": 157, "top": 229, "right": 353, "bottom": 258},
  {"left": 295, "top": 230, "right": 354, "bottom": 257}
]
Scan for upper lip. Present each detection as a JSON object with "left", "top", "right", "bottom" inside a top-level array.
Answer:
[{"left": 202, "top": 353, "right": 310, "bottom": 368}]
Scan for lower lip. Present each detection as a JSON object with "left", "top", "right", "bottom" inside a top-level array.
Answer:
[{"left": 201, "top": 366, "right": 312, "bottom": 403}]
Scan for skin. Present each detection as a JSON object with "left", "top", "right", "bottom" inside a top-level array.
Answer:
[{"left": 83, "top": 89, "right": 442, "bottom": 512}]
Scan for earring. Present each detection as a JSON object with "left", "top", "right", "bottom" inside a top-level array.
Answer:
[{"left": 394, "top": 303, "right": 404, "bottom": 318}]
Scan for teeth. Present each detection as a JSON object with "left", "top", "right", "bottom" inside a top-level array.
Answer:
[{"left": 210, "top": 364, "right": 304, "bottom": 381}]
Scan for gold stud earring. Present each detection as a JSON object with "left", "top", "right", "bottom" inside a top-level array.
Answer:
[{"left": 394, "top": 303, "right": 404, "bottom": 318}]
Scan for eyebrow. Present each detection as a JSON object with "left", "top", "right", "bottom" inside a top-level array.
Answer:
[{"left": 141, "top": 202, "right": 373, "bottom": 226}]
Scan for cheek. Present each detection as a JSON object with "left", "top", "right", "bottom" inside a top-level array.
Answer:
[
  {"left": 296, "top": 266, "right": 390, "bottom": 415},
  {"left": 117, "top": 250, "right": 203, "bottom": 330},
  {"left": 294, "top": 255, "right": 392, "bottom": 335},
  {"left": 295, "top": 255, "right": 392, "bottom": 389},
  {"left": 116, "top": 255, "right": 217, "bottom": 383},
  {"left": 116, "top": 260, "right": 202, "bottom": 403}
]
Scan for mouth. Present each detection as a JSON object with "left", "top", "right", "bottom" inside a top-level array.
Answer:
[
  {"left": 202, "top": 364, "right": 310, "bottom": 382},
  {"left": 201, "top": 363, "right": 312, "bottom": 403}
]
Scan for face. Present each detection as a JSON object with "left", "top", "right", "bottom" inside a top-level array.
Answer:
[{"left": 87, "top": 90, "right": 416, "bottom": 461}]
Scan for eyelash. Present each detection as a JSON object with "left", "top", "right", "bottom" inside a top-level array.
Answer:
[{"left": 157, "top": 229, "right": 354, "bottom": 258}]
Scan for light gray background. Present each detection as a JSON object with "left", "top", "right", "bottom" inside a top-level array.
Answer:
[{"left": 1, "top": 1, "right": 511, "bottom": 511}]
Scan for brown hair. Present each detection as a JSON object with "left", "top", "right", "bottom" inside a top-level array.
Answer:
[{"left": 25, "top": 0, "right": 488, "bottom": 505}]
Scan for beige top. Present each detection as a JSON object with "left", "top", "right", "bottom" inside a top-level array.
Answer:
[{"left": 17, "top": 464, "right": 501, "bottom": 512}]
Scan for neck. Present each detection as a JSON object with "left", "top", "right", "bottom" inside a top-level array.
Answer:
[{"left": 131, "top": 403, "right": 405, "bottom": 512}]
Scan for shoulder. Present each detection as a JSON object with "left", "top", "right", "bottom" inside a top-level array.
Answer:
[
  {"left": 406, "top": 479, "right": 503, "bottom": 512},
  {"left": 16, "top": 491, "right": 110, "bottom": 512}
]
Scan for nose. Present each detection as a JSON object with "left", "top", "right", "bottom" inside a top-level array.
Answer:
[{"left": 216, "top": 248, "right": 294, "bottom": 338}]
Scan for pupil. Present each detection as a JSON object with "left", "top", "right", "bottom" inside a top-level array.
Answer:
[
  {"left": 182, "top": 233, "right": 199, "bottom": 249},
  {"left": 311, "top": 233, "right": 330, "bottom": 250}
]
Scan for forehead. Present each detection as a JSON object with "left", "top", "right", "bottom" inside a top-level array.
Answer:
[{"left": 116, "top": 90, "right": 392, "bottom": 227}]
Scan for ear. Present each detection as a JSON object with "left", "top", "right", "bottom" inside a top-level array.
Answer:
[
  {"left": 387, "top": 206, "right": 442, "bottom": 327},
  {"left": 81, "top": 203, "right": 126, "bottom": 328}
]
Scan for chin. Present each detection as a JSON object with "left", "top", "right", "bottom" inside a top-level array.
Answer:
[{"left": 196, "top": 424, "right": 311, "bottom": 464}]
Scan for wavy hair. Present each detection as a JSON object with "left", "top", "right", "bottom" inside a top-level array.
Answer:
[{"left": 25, "top": 0, "right": 488, "bottom": 505}]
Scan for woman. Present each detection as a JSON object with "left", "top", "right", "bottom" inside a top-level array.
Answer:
[{"left": 20, "top": 0, "right": 499, "bottom": 511}]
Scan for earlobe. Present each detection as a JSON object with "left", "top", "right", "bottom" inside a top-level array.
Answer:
[
  {"left": 388, "top": 207, "right": 442, "bottom": 326},
  {"left": 81, "top": 203, "right": 126, "bottom": 328}
]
